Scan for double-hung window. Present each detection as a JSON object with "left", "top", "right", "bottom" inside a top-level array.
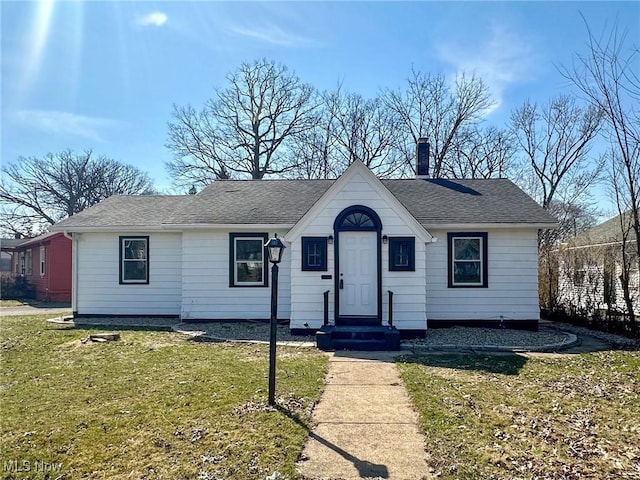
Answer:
[
  {"left": 120, "top": 236, "right": 149, "bottom": 284},
  {"left": 302, "top": 237, "right": 327, "bottom": 271},
  {"left": 448, "top": 232, "right": 488, "bottom": 288},
  {"left": 229, "top": 233, "right": 268, "bottom": 287}
]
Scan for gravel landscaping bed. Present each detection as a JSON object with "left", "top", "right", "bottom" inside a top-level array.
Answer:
[
  {"left": 55, "top": 316, "right": 639, "bottom": 351},
  {"left": 175, "top": 321, "right": 313, "bottom": 343},
  {"left": 405, "top": 326, "right": 570, "bottom": 350},
  {"left": 175, "top": 321, "right": 573, "bottom": 350}
]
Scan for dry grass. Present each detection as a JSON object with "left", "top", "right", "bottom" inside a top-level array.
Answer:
[
  {"left": 0, "top": 300, "right": 24, "bottom": 307},
  {"left": 0, "top": 315, "right": 327, "bottom": 479},
  {"left": 398, "top": 352, "right": 640, "bottom": 480}
]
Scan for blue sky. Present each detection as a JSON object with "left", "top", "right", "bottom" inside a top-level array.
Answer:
[{"left": 2, "top": 1, "right": 638, "bottom": 210}]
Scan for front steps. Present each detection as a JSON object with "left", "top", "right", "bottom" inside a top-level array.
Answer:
[{"left": 316, "top": 325, "right": 401, "bottom": 351}]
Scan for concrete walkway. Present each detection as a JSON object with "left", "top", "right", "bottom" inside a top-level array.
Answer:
[
  {"left": 297, "top": 351, "right": 429, "bottom": 480},
  {"left": 0, "top": 303, "right": 71, "bottom": 317}
]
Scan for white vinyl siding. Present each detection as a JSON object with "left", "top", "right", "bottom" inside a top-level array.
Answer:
[
  {"left": 289, "top": 170, "right": 428, "bottom": 330},
  {"left": 181, "top": 230, "right": 291, "bottom": 320},
  {"left": 70, "top": 166, "right": 543, "bottom": 326},
  {"left": 427, "top": 228, "right": 540, "bottom": 321},
  {"left": 75, "top": 232, "right": 182, "bottom": 315},
  {"left": 558, "top": 258, "right": 640, "bottom": 315}
]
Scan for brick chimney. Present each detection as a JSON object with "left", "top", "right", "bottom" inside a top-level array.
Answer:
[{"left": 416, "top": 138, "right": 430, "bottom": 178}]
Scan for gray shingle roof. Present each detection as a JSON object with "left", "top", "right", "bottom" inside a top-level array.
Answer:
[
  {"left": 51, "top": 177, "right": 556, "bottom": 230},
  {"left": 52, "top": 195, "right": 191, "bottom": 229},
  {"left": 383, "top": 178, "right": 556, "bottom": 225},
  {"left": 0, "top": 238, "right": 28, "bottom": 250},
  {"left": 10, "top": 231, "right": 65, "bottom": 248},
  {"left": 570, "top": 211, "right": 636, "bottom": 246},
  {"left": 169, "top": 179, "right": 334, "bottom": 225}
]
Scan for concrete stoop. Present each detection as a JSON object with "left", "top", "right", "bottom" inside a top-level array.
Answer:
[{"left": 316, "top": 325, "right": 401, "bottom": 351}]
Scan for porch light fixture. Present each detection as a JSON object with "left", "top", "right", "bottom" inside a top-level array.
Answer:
[
  {"left": 327, "top": 235, "right": 334, "bottom": 244},
  {"left": 264, "top": 234, "right": 286, "bottom": 405},
  {"left": 265, "top": 234, "right": 286, "bottom": 265},
  {"left": 382, "top": 235, "right": 388, "bottom": 244}
]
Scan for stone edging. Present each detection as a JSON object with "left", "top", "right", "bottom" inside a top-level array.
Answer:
[
  {"left": 171, "top": 324, "right": 316, "bottom": 348},
  {"left": 47, "top": 317, "right": 580, "bottom": 352}
]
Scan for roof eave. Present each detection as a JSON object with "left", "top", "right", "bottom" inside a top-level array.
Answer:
[
  {"left": 162, "top": 223, "right": 294, "bottom": 230},
  {"left": 50, "top": 225, "right": 177, "bottom": 233},
  {"left": 50, "top": 223, "right": 295, "bottom": 233},
  {"left": 421, "top": 222, "right": 559, "bottom": 230}
]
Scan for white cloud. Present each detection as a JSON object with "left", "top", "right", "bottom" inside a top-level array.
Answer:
[
  {"left": 137, "top": 12, "right": 168, "bottom": 27},
  {"left": 436, "top": 24, "right": 537, "bottom": 113},
  {"left": 14, "top": 110, "right": 122, "bottom": 142},
  {"left": 228, "top": 23, "right": 314, "bottom": 47}
]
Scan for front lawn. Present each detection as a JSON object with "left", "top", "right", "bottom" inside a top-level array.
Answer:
[
  {"left": 0, "top": 315, "right": 328, "bottom": 479},
  {"left": 399, "top": 352, "right": 640, "bottom": 480}
]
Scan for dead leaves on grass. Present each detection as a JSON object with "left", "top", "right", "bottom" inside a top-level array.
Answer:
[
  {"left": 406, "top": 352, "right": 640, "bottom": 479},
  {"left": 232, "top": 393, "right": 311, "bottom": 417}
]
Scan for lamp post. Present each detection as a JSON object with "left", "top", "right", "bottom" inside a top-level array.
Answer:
[{"left": 265, "top": 234, "right": 286, "bottom": 405}]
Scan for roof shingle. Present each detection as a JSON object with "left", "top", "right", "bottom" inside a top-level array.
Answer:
[{"left": 51, "top": 177, "right": 556, "bottom": 230}]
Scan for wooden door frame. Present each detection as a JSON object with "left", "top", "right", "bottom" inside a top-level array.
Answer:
[{"left": 333, "top": 205, "right": 382, "bottom": 323}]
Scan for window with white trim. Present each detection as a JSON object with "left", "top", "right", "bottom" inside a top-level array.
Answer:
[
  {"left": 448, "top": 232, "right": 488, "bottom": 288},
  {"left": 40, "top": 246, "right": 46, "bottom": 276},
  {"left": 23, "top": 249, "right": 33, "bottom": 276},
  {"left": 119, "top": 236, "right": 149, "bottom": 284},
  {"left": 229, "top": 233, "right": 268, "bottom": 287}
]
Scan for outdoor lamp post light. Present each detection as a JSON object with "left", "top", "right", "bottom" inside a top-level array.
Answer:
[{"left": 265, "top": 234, "right": 286, "bottom": 405}]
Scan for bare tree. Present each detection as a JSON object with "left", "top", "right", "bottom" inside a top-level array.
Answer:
[
  {"left": 287, "top": 102, "right": 340, "bottom": 180},
  {"left": 166, "top": 59, "right": 318, "bottom": 185},
  {"left": 611, "top": 188, "right": 638, "bottom": 323},
  {"left": 511, "top": 94, "right": 603, "bottom": 310},
  {"left": 0, "top": 150, "right": 154, "bottom": 236},
  {"left": 382, "top": 69, "right": 494, "bottom": 178},
  {"left": 324, "top": 88, "right": 404, "bottom": 177},
  {"left": 561, "top": 18, "right": 639, "bottom": 322},
  {"left": 164, "top": 104, "right": 232, "bottom": 188},
  {"left": 511, "top": 95, "right": 603, "bottom": 210},
  {"left": 537, "top": 200, "right": 598, "bottom": 310},
  {"left": 447, "top": 126, "right": 516, "bottom": 178}
]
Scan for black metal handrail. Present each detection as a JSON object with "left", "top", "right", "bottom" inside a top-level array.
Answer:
[
  {"left": 388, "top": 290, "right": 394, "bottom": 327},
  {"left": 323, "top": 290, "right": 330, "bottom": 326}
]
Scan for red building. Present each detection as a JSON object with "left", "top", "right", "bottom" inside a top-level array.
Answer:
[{"left": 1, "top": 232, "right": 72, "bottom": 302}]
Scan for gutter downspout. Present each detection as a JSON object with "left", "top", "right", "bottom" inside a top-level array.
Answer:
[{"left": 63, "top": 231, "right": 77, "bottom": 315}]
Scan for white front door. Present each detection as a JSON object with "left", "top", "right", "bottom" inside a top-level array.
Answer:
[{"left": 339, "top": 231, "right": 377, "bottom": 316}]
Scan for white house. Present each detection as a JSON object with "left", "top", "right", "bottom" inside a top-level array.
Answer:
[
  {"left": 558, "top": 212, "right": 639, "bottom": 316},
  {"left": 51, "top": 148, "right": 556, "bottom": 337}
]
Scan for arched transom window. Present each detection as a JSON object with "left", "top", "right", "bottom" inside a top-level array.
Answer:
[
  {"left": 341, "top": 211, "right": 374, "bottom": 228},
  {"left": 334, "top": 205, "right": 381, "bottom": 232}
]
